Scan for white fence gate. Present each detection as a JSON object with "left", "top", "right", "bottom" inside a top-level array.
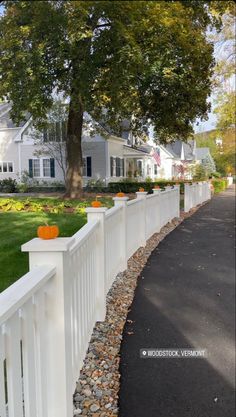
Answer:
[{"left": 0, "top": 184, "right": 209, "bottom": 417}]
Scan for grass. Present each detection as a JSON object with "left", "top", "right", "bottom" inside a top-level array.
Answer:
[
  {"left": 0, "top": 194, "right": 115, "bottom": 293},
  {"left": 0, "top": 211, "right": 89, "bottom": 293}
]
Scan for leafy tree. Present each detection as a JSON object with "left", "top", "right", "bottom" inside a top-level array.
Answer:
[
  {"left": 0, "top": 1, "right": 227, "bottom": 196},
  {"left": 192, "top": 164, "right": 208, "bottom": 181},
  {"left": 214, "top": 91, "right": 235, "bottom": 130}
]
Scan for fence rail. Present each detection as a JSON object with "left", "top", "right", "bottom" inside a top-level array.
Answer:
[{"left": 0, "top": 184, "right": 211, "bottom": 417}]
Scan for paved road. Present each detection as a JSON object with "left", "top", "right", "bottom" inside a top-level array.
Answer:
[{"left": 119, "top": 187, "right": 235, "bottom": 417}]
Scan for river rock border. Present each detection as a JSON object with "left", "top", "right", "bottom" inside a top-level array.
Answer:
[{"left": 73, "top": 205, "right": 204, "bottom": 416}]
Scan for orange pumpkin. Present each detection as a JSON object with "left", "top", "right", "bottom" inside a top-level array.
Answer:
[
  {"left": 139, "top": 187, "right": 145, "bottom": 192},
  {"left": 116, "top": 192, "right": 125, "bottom": 197},
  {"left": 91, "top": 200, "right": 102, "bottom": 208},
  {"left": 37, "top": 225, "right": 59, "bottom": 240}
]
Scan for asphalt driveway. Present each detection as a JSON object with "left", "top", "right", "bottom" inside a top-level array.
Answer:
[{"left": 119, "top": 187, "right": 235, "bottom": 417}]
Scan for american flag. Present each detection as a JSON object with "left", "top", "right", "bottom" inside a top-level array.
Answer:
[{"left": 151, "top": 148, "right": 161, "bottom": 166}]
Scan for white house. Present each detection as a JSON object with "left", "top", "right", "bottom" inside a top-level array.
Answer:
[{"left": 0, "top": 102, "right": 215, "bottom": 186}]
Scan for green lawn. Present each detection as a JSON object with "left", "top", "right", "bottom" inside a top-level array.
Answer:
[
  {"left": 0, "top": 211, "right": 88, "bottom": 293},
  {"left": 0, "top": 195, "right": 115, "bottom": 292}
]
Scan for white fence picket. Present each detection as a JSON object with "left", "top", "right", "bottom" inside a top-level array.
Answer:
[
  {"left": 126, "top": 199, "right": 143, "bottom": 258},
  {"left": 105, "top": 205, "right": 123, "bottom": 292},
  {"left": 0, "top": 329, "right": 7, "bottom": 417},
  {"left": 21, "top": 300, "right": 37, "bottom": 417},
  {"left": 5, "top": 313, "right": 24, "bottom": 417}
]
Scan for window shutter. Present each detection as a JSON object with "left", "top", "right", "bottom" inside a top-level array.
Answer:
[
  {"left": 123, "top": 159, "right": 125, "bottom": 176},
  {"left": 116, "top": 157, "right": 120, "bottom": 177},
  {"left": 29, "top": 159, "right": 33, "bottom": 178},
  {"left": 87, "top": 156, "right": 92, "bottom": 177},
  {"left": 110, "top": 157, "right": 113, "bottom": 177},
  {"left": 50, "top": 158, "right": 55, "bottom": 178}
]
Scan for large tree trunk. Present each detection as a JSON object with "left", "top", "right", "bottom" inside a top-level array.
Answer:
[{"left": 65, "top": 94, "right": 84, "bottom": 198}]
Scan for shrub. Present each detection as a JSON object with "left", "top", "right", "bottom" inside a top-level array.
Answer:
[
  {"left": 211, "top": 178, "right": 228, "bottom": 193},
  {"left": 0, "top": 178, "right": 18, "bottom": 193},
  {"left": 211, "top": 172, "right": 222, "bottom": 178},
  {"left": 107, "top": 180, "right": 186, "bottom": 194},
  {"left": 85, "top": 179, "right": 106, "bottom": 192},
  {"left": 192, "top": 165, "right": 208, "bottom": 181}
]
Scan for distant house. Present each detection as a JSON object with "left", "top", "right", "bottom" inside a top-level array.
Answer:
[
  {"left": 195, "top": 147, "right": 216, "bottom": 173},
  {"left": 0, "top": 103, "right": 215, "bottom": 185}
]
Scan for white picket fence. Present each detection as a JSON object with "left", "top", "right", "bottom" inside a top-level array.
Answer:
[
  {"left": 184, "top": 181, "right": 211, "bottom": 212},
  {"left": 0, "top": 184, "right": 209, "bottom": 417}
]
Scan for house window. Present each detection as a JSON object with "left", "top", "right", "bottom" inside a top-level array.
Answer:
[
  {"left": 29, "top": 158, "right": 55, "bottom": 178},
  {"left": 43, "top": 159, "right": 51, "bottom": 177},
  {"left": 43, "top": 121, "right": 67, "bottom": 142},
  {"left": 154, "top": 164, "right": 158, "bottom": 175},
  {"left": 0, "top": 162, "right": 14, "bottom": 173},
  {"left": 110, "top": 157, "right": 124, "bottom": 177},
  {"left": 83, "top": 156, "right": 92, "bottom": 177},
  {"left": 137, "top": 160, "right": 143, "bottom": 176},
  {"left": 147, "top": 164, "right": 151, "bottom": 176},
  {"left": 32, "top": 159, "right": 41, "bottom": 177}
]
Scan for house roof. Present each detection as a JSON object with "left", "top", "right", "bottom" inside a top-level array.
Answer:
[
  {"left": 124, "top": 144, "right": 149, "bottom": 158},
  {"left": 195, "top": 147, "right": 210, "bottom": 160},
  {"left": 139, "top": 143, "right": 174, "bottom": 159},
  {"left": 165, "top": 140, "right": 195, "bottom": 160},
  {"left": 0, "top": 103, "right": 30, "bottom": 129},
  {"left": 165, "top": 141, "right": 182, "bottom": 158}
]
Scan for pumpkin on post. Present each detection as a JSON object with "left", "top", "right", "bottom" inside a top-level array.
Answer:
[
  {"left": 116, "top": 192, "right": 125, "bottom": 197},
  {"left": 37, "top": 224, "right": 59, "bottom": 240},
  {"left": 91, "top": 195, "right": 102, "bottom": 208},
  {"left": 91, "top": 200, "right": 102, "bottom": 208}
]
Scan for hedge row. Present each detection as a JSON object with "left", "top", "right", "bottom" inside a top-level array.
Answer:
[
  {"left": 211, "top": 178, "right": 228, "bottom": 193},
  {"left": 107, "top": 181, "right": 186, "bottom": 194}
]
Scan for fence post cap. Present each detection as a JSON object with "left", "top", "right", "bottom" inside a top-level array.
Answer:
[
  {"left": 136, "top": 191, "right": 148, "bottom": 197},
  {"left": 21, "top": 237, "right": 75, "bottom": 252},
  {"left": 85, "top": 207, "right": 108, "bottom": 213},
  {"left": 113, "top": 196, "right": 129, "bottom": 202}
]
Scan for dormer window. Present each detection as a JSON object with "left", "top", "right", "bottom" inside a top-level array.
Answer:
[{"left": 43, "top": 121, "right": 67, "bottom": 142}]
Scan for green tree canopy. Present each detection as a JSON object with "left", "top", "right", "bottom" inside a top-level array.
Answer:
[{"left": 0, "top": 1, "right": 228, "bottom": 196}]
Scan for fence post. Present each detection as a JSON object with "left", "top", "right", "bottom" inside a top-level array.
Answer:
[
  {"left": 174, "top": 184, "right": 180, "bottom": 218},
  {"left": 136, "top": 191, "right": 148, "bottom": 246},
  {"left": 85, "top": 207, "right": 107, "bottom": 322},
  {"left": 21, "top": 237, "right": 75, "bottom": 417},
  {"left": 184, "top": 183, "right": 190, "bottom": 212},
  {"left": 152, "top": 189, "right": 161, "bottom": 232},
  {"left": 113, "top": 196, "right": 129, "bottom": 271}
]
